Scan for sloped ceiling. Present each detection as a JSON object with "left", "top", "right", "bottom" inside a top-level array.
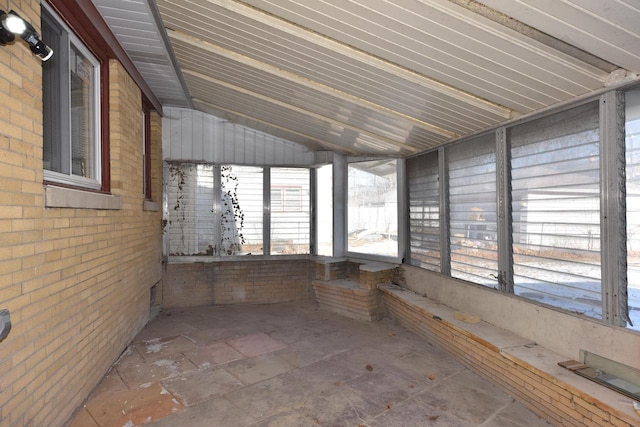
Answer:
[{"left": 92, "top": 0, "right": 640, "bottom": 156}]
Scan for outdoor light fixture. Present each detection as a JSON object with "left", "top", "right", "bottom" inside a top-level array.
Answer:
[{"left": 0, "top": 9, "right": 53, "bottom": 61}]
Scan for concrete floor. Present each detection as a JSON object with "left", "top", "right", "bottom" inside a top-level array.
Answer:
[{"left": 69, "top": 302, "right": 551, "bottom": 427}]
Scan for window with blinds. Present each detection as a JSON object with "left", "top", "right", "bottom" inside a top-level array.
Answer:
[
  {"left": 626, "top": 89, "right": 640, "bottom": 331},
  {"left": 510, "top": 102, "right": 602, "bottom": 318},
  {"left": 407, "top": 151, "right": 440, "bottom": 271},
  {"left": 270, "top": 168, "right": 310, "bottom": 255},
  {"left": 447, "top": 134, "right": 498, "bottom": 287}
]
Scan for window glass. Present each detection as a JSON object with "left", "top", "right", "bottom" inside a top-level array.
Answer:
[
  {"left": 510, "top": 102, "right": 601, "bottom": 318},
  {"left": 70, "top": 44, "right": 97, "bottom": 178},
  {"left": 166, "top": 164, "right": 264, "bottom": 256},
  {"left": 166, "top": 163, "right": 215, "bottom": 256},
  {"left": 407, "top": 151, "right": 440, "bottom": 271},
  {"left": 42, "top": 5, "right": 100, "bottom": 188},
  {"left": 348, "top": 159, "right": 398, "bottom": 258},
  {"left": 270, "top": 168, "right": 310, "bottom": 254},
  {"left": 447, "top": 134, "right": 498, "bottom": 287},
  {"left": 626, "top": 89, "right": 640, "bottom": 331},
  {"left": 143, "top": 109, "right": 151, "bottom": 198},
  {"left": 317, "top": 164, "right": 333, "bottom": 256},
  {"left": 221, "top": 165, "right": 263, "bottom": 255}
]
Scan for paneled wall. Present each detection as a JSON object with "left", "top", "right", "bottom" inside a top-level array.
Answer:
[{"left": 162, "top": 107, "right": 331, "bottom": 166}]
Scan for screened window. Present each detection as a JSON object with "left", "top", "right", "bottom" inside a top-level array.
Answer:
[
  {"left": 447, "top": 134, "right": 498, "bottom": 287},
  {"left": 348, "top": 160, "right": 398, "bottom": 258},
  {"left": 626, "top": 89, "right": 640, "bottom": 331},
  {"left": 407, "top": 151, "right": 440, "bottom": 271},
  {"left": 42, "top": 4, "right": 101, "bottom": 189},
  {"left": 510, "top": 102, "right": 602, "bottom": 318},
  {"left": 271, "top": 168, "right": 310, "bottom": 255}
]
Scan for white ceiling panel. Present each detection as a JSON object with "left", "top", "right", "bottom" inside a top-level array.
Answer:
[
  {"left": 92, "top": 0, "right": 638, "bottom": 156},
  {"left": 92, "top": 0, "right": 191, "bottom": 108},
  {"left": 477, "top": 0, "right": 640, "bottom": 74}
]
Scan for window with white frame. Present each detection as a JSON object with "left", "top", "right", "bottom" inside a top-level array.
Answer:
[
  {"left": 316, "top": 164, "right": 333, "bottom": 257},
  {"left": 270, "top": 168, "right": 310, "bottom": 255},
  {"left": 42, "top": 4, "right": 101, "bottom": 189},
  {"left": 348, "top": 159, "right": 398, "bottom": 258}
]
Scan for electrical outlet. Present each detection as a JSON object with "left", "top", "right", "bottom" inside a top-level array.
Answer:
[{"left": 0, "top": 309, "right": 11, "bottom": 342}]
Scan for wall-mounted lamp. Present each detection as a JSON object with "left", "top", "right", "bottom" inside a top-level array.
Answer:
[{"left": 0, "top": 9, "right": 53, "bottom": 61}]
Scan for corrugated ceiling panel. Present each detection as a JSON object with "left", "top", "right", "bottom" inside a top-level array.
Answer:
[
  {"left": 185, "top": 75, "right": 424, "bottom": 155},
  {"left": 91, "top": 0, "right": 191, "bottom": 107},
  {"left": 157, "top": 0, "right": 513, "bottom": 115},
  {"left": 477, "top": 0, "right": 640, "bottom": 74},
  {"left": 177, "top": 0, "right": 607, "bottom": 111},
  {"left": 96, "top": 0, "right": 632, "bottom": 157},
  {"left": 169, "top": 35, "right": 496, "bottom": 135},
  {"left": 250, "top": 0, "right": 609, "bottom": 97}
]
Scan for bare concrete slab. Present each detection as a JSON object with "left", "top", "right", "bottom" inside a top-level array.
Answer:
[{"left": 68, "top": 302, "right": 551, "bottom": 427}]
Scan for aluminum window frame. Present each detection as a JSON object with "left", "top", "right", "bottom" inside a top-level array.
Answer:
[
  {"left": 164, "top": 162, "right": 314, "bottom": 259},
  {"left": 404, "top": 86, "right": 638, "bottom": 330}
]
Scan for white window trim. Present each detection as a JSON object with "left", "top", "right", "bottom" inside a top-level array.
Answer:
[{"left": 43, "top": 2, "right": 102, "bottom": 189}]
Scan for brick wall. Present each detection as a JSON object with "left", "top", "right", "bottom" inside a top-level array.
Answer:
[
  {"left": 0, "top": 9, "right": 163, "bottom": 424},
  {"left": 381, "top": 285, "right": 638, "bottom": 427},
  {"left": 163, "top": 259, "right": 313, "bottom": 307}
]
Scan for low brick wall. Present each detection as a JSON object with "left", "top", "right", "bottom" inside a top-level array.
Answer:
[
  {"left": 312, "top": 258, "right": 394, "bottom": 322},
  {"left": 163, "top": 258, "right": 313, "bottom": 307},
  {"left": 313, "top": 279, "right": 383, "bottom": 322},
  {"left": 380, "top": 284, "right": 638, "bottom": 427}
]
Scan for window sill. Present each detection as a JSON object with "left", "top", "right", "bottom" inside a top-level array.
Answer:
[
  {"left": 143, "top": 200, "right": 159, "bottom": 211},
  {"left": 44, "top": 185, "right": 122, "bottom": 210},
  {"left": 167, "top": 254, "right": 312, "bottom": 264}
]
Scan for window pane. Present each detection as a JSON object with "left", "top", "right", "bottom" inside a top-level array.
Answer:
[
  {"left": 317, "top": 165, "right": 333, "bottom": 256},
  {"left": 510, "top": 102, "right": 601, "bottom": 318},
  {"left": 270, "top": 168, "right": 310, "bottom": 254},
  {"left": 348, "top": 159, "right": 398, "bottom": 257},
  {"left": 70, "top": 43, "right": 97, "bottom": 179},
  {"left": 626, "top": 89, "right": 640, "bottom": 331},
  {"left": 42, "top": 9, "right": 64, "bottom": 174},
  {"left": 447, "top": 134, "right": 498, "bottom": 287},
  {"left": 407, "top": 151, "right": 440, "bottom": 271},
  {"left": 221, "top": 165, "right": 263, "bottom": 255},
  {"left": 166, "top": 163, "right": 215, "bottom": 256}
]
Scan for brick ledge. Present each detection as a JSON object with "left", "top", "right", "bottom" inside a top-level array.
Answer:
[{"left": 379, "top": 284, "right": 638, "bottom": 427}]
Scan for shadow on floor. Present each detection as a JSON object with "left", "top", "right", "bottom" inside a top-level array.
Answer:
[{"left": 69, "top": 302, "right": 551, "bottom": 427}]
